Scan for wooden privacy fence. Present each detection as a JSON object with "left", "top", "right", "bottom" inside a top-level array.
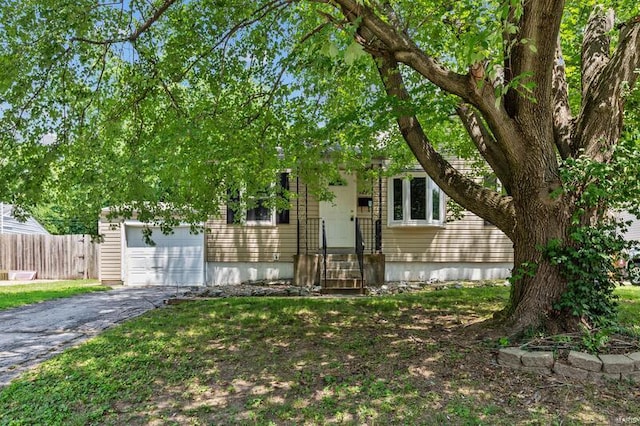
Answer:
[{"left": 0, "top": 234, "right": 98, "bottom": 280}]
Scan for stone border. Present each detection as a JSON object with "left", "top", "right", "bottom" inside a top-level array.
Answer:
[
  {"left": 186, "top": 279, "right": 510, "bottom": 299},
  {"left": 498, "top": 348, "right": 640, "bottom": 382}
]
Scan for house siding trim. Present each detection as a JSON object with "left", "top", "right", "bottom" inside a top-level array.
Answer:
[
  {"left": 207, "top": 261, "right": 294, "bottom": 285},
  {"left": 385, "top": 261, "right": 513, "bottom": 282}
]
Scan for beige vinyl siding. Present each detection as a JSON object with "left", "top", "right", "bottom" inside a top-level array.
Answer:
[
  {"left": 377, "top": 170, "right": 514, "bottom": 264},
  {"left": 204, "top": 167, "right": 513, "bottom": 264},
  {"left": 206, "top": 175, "right": 307, "bottom": 263},
  {"left": 98, "top": 220, "right": 122, "bottom": 282},
  {"left": 206, "top": 219, "right": 297, "bottom": 262}
]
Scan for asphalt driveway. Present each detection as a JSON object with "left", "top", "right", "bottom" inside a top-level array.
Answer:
[{"left": 0, "top": 285, "right": 194, "bottom": 388}]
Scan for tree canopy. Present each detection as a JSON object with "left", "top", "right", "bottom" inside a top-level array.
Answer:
[{"left": 1, "top": 0, "right": 639, "bottom": 331}]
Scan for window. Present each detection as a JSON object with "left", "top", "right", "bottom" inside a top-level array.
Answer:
[
  {"left": 245, "top": 191, "right": 276, "bottom": 225},
  {"left": 227, "top": 173, "right": 290, "bottom": 226},
  {"left": 388, "top": 175, "right": 445, "bottom": 226}
]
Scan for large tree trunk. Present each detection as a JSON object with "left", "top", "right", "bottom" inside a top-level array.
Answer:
[
  {"left": 504, "top": 208, "right": 572, "bottom": 334},
  {"left": 495, "top": 123, "right": 578, "bottom": 333}
]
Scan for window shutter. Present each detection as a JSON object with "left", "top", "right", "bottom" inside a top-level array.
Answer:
[{"left": 276, "top": 172, "right": 290, "bottom": 224}]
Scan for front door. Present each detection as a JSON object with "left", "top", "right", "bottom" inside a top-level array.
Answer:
[{"left": 319, "top": 173, "right": 357, "bottom": 248}]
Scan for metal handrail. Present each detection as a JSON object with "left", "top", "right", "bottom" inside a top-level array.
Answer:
[
  {"left": 300, "top": 217, "right": 380, "bottom": 255},
  {"left": 321, "top": 219, "right": 327, "bottom": 288},
  {"left": 355, "top": 218, "right": 365, "bottom": 289}
]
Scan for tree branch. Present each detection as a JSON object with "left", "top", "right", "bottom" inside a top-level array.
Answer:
[
  {"left": 328, "top": 0, "right": 471, "bottom": 102},
  {"left": 178, "top": 0, "right": 288, "bottom": 81},
  {"left": 574, "top": 12, "right": 640, "bottom": 160},
  {"left": 376, "top": 54, "right": 516, "bottom": 238},
  {"left": 455, "top": 104, "right": 512, "bottom": 193},
  {"left": 71, "top": 0, "right": 178, "bottom": 45},
  {"left": 502, "top": 0, "right": 564, "bottom": 120},
  {"left": 329, "top": 0, "right": 525, "bottom": 168},
  {"left": 552, "top": 37, "right": 573, "bottom": 159},
  {"left": 581, "top": 6, "right": 614, "bottom": 98},
  {"left": 501, "top": 0, "right": 519, "bottom": 92},
  {"left": 130, "top": 0, "right": 177, "bottom": 43}
]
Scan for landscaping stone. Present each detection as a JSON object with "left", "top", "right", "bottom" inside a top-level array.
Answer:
[
  {"left": 626, "top": 352, "right": 640, "bottom": 369},
  {"left": 521, "top": 351, "right": 554, "bottom": 368},
  {"left": 599, "top": 354, "right": 635, "bottom": 374},
  {"left": 568, "top": 350, "right": 602, "bottom": 372},
  {"left": 553, "top": 362, "right": 589, "bottom": 380},
  {"left": 521, "top": 366, "right": 552, "bottom": 376},
  {"left": 587, "top": 371, "right": 621, "bottom": 382},
  {"left": 195, "top": 284, "right": 318, "bottom": 298},
  {"left": 498, "top": 348, "right": 526, "bottom": 368}
]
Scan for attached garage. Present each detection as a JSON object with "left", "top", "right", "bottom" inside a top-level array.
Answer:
[{"left": 124, "top": 224, "right": 205, "bottom": 286}]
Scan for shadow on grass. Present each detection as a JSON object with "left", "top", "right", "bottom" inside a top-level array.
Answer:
[{"left": 0, "top": 286, "right": 638, "bottom": 425}]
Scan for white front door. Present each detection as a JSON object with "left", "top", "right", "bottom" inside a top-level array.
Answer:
[{"left": 319, "top": 173, "right": 357, "bottom": 248}]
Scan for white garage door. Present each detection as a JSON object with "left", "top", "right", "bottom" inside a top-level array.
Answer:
[{"left": 125, "top": 225, "right": 204, "bottom": 286}]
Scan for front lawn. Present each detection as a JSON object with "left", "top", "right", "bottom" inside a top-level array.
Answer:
[
  {"left": 617, "top": 285, "right": 640, "bottom": 330},
  {"left": 0, "top": 280, "right": 110, "bottom": 310},
  {"left": 0, "top": 285, "right": 638, "bottom": 425}
]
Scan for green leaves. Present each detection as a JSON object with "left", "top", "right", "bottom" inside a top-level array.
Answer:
[
  {"left": 320, "top": 40, "right": 339, "bottom": 58},
  {"left": 344, "top": 41, "right": 366, "bottom": 66}
]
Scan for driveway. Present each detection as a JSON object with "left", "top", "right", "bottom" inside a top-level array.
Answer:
[{"left": 0, "top": 286, "right": 194, "bottom": 388}]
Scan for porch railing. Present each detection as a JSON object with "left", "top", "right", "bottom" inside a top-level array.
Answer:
[
  {"left": 355, "top": 218, "right": 365, "bottom": 285},
  {"left": 298, "top": 217, "right": 382, "bottom": 254},
  {"left": 298, "top": 217, "right": 379, "bottom": 255},
  {"left": 321, "top": 219, "right": 327, "bottom": 288},
  {"left": 299, "top": 217, "right": 321, "bottom": 254},
  {"left": 357, "top": 218, "right": 375, "bottom": 254}
]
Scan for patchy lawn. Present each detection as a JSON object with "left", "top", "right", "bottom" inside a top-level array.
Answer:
[
  {"left": 617, "top": 285, "right": 640, "bottom": 332},
  {"left": 0, "top": 280, "right": 110, "bottom": 310},
  {"left": 0, "top": 285, "right": 638, "bottom": 425}
]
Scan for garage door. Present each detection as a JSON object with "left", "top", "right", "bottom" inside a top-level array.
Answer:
[{"left": 125, "top": 225, "right": 204, "bottom": 286}]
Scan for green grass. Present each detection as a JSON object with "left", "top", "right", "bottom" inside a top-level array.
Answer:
[
  {"left": 616, "top": 285, "right": 640, "bottom": 331},
  {"left": 0, "top": 280, "right": 110, "bottom": 310},
  {"left": 0, "top": 285, "right": 638, "bottom": 425}
]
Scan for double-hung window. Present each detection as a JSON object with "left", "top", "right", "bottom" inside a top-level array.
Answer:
[
  {"left": 227, "top": 173, "right": 290, "bottom": 226},
  {"left": 244, "top": 189, "right": 276, "bottom": 226},
  {"left": 388, "top": 174, "right": 445, "bottom": 226}
]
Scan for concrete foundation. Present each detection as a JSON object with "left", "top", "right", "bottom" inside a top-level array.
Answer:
[
  {"left": 207, "top": 262, "right": 293, "bottom": 285},
  {"left": 363, "top": 254, "right": 385, "bottom": 286},
  {"left": 293, "top": 255, "right": 321, "bottom": 286}
]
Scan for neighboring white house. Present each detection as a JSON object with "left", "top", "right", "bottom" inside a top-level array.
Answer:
[
  {"left": 0, "top": 203, "right": 50, "bottom": 235},
  {"left": 616, "top": 210, "right": 640, "bottom": 243}
]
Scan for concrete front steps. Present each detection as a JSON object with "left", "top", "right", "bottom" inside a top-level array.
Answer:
[{"left": 321, "top": 254, "right": 365, "bottom": 295}]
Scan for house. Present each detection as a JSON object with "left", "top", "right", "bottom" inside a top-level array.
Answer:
[
  {"left": 616, "top": 210, "right": 640, "bottom": 243},
  {"left": 98, "top": 165, "right": 514, "bottom": 289},
  {"left": 0, "top": 203, "right": 50, "bottom": 235}
]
